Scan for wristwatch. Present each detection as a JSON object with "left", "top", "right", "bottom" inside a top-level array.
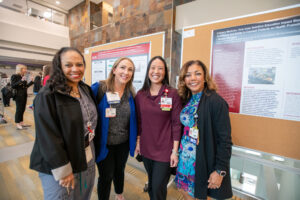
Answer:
[{"left": 216, "top": 170, "right": 226, "bottom": 177}]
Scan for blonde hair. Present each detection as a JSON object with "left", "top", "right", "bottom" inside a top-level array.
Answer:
[
  {"left": 103, "top": 57, "right": 136, "bottom": 96},
  {"left": 16, "top": 64, "right": 27, "bottom": 74},
  {"left": 177, "top": 60, "right": 217, "bottom": 103}
]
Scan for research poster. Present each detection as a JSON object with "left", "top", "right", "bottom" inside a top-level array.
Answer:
[
  {"left": 91, "top": 43, "right": 150, "bottom": 91},
  {"left": 211, "top": 15, "right": 300, "bottom": 121}
]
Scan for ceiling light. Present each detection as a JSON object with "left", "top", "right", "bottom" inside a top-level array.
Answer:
[
  {"left": 56, "top": 1, "right": 60, "bottom": 5},
  {"left": 0, "top": 0, "right": 3, "bottom": 3},
  {"left": 43, "top": 11, "right": 52, "bottom": 18}
]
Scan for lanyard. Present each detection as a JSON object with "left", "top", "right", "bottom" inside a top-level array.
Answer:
[{"left": 78, "top": 89, "right": 94, "bottom": 140}]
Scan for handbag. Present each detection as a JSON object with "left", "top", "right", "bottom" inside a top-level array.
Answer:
[{"left": 135, "top": 154, "right": 143, "bottom": 162}]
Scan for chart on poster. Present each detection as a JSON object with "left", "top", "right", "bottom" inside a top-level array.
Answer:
[
  {"left": 91, "top": 43, "right": 150, "bottom": 91},
  {"left": 211, "top": 15, "right": 300, "bottom": 121}
]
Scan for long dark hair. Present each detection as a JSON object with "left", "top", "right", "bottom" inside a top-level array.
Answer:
[
  {"left": 48, "top": 47, "right": 86, "bottom": 93},
  {"left": 141, "top": 56, "right": 169, "bottom": 91}
]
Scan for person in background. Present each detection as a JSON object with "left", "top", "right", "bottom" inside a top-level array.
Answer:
[
  {"left": 91, "top": 57, "right": 137, "bottom": 200},
  {"left": 11, "top": 64, "right": 33, "bottom": 130},
  {"left": 1, "top": 82, "right": 12, "bottom": 107},
  {"left": 33, "top": 72, "right": 42, "bottom": 94},
  {"left": 42, "top": 65, "right": 51, "bottom": 86},
  {"left": 1, "top": 73, "right": 11, "bottom": 107},
  {"left": 135, "top": 56, "right": 182, "bottom": 200},
  {"left": 175, "top": 60, "right": 232, "bottom": 200},
  {"left": 29, "top": 72, "right": 42, "bottom": 109},
  {"left": 30, "top": 47, "right": 98, "bottom": 200}
]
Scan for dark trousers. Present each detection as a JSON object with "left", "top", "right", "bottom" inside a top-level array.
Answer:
[
  {"left": 96, "top": 141, "right": 129, "bottom": 200},
  {"left": 143, "top": 157, "right": 171, "bottom": 200},
  {"left": 15, "top": 95, "right": 27, "bottom": 123}
]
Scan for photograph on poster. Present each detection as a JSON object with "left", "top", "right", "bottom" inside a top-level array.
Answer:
[
  {"left": 211, "top": 15, "right": 300, "bottom": 121},
  {"left": 91, "top": 43, "right": 150, "bottom": 91},
  {"left": 248, "top": 67, "right": 276, "bottom": 85}
]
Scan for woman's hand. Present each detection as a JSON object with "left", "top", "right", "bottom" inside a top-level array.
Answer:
[
  {"left": 59, "top": 173, "right": 75, "bottom": 190},
  {"left": 207, "top": 171, "right": 223, "bottom": 189},
  {"left": 135, "top": 139, "right": 140, "bottom": 155},
  {"left": 170, "top": 152, "right": 178, "bottom": 167}
]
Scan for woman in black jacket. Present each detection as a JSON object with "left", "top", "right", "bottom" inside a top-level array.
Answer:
[
  {"left": 30, "top": 47, "right": 98, "bottom": 200},
  {"left": 33, "top": 72, "right": 42, "bottom": 94},
  {"left": 11, "top": 64, "right": 33, "bottom": 130},
  {"left": 175, "top": 60, "right": 232, "bottom": 200}
]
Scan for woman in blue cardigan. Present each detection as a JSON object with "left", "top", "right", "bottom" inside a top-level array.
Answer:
[{"left": 91, "top": 57, "right": 137, "bottom": 200}]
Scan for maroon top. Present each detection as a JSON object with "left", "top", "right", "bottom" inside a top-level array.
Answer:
[{"left": 135, "top": 85, "right": 182, "bottom": 162}]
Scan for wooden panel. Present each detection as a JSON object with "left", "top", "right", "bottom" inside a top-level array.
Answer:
[
  {"left": 84, "top": 32, "right": 165, "bottom": 85},
  {"left": 181, "top": 7, "right": 300, "bottom": 159}
]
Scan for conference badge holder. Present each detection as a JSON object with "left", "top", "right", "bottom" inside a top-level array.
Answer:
[
  {"left": 105, "top": 92, "right": 120, "bottom": 118},
  {"left": 85, "top": 145, "right": 92, "bottom": 163},
  {"left": 188, "top": 126, "right": 198, "bottom": 144},
  {"left": 160, "top": 89, "right": 172, "bottom": 111}
]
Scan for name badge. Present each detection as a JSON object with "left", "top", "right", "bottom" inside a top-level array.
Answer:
[
  {"left": 85, "top": 145, "right": 92, "bottom": 163},
  {"left": 106, "top": 92, "right": 120, "bottom": 104},
  {"left": 105, "top": 108, "right": 116, "bottom": 118},
  {"left": 160, "top": 97, "right": 172, "bottom": 111},
  {"left": 189, "top": 127, "right": 198, "bottom": 139}
]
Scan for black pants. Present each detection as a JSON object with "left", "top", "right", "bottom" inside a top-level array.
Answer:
[
  {"left": 15, "top": 95, "right": 27, "bottom": 123},
  {"left": 96, "top": 141, "right": 129, "bottom": 200},
  {"left": 143, "top": 157, "right": 171, "bottom": 200}
]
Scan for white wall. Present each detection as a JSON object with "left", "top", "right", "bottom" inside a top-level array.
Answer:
[
  {"left": 0, "top": 7, "right": 70, "bottom": 62},
  {"left": 175, "top": 0, "right": 300, "bottom": 31}
]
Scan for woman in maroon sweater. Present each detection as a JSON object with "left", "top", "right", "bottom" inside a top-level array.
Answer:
[{"left": 135, "top": 56, "right": 182, "bottom": 200}]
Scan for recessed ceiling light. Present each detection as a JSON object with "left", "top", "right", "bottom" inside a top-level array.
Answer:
[{"left": 56, "top": 1, "right": 60, "bottom": 5}]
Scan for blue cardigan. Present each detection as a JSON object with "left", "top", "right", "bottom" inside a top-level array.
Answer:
[{"left": 91, "top": 82, "right": 137, "bottom": 163}]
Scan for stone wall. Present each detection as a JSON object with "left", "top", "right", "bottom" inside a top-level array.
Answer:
[{"left": 68, "top": 0, "right": 195, "bottom": 86}]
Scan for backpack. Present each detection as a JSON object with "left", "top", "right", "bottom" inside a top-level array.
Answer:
[{"left": 1, "top": 85, "right": 14, "bottom": 99}]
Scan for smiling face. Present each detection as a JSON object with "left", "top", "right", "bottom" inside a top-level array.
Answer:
[
  {"left": 148, "top": 58, "right": 166, "bottom": 85},
  {"left": 184, "top": 64, "right": 205, "bottom": 94},
  {"left": 61, "top": 50, "right": 85, "bottom": 88},
  {"left": 113, "top": 59, "right": 134, "bottom": 86}
]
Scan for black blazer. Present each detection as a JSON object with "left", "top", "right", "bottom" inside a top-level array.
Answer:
[
  {"left": 11, "top": 74, "right": 33, "bottom": 99},
  {"left": 30, "top": 82, "right": 97, "bottom": 176},
  {"left": 194, "top": 89, "right": 233, "bottom": 199}
]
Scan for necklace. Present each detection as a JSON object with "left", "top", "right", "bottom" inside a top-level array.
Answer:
[{"left": 70, "top": 90, "right": 80, "bottom": 96}]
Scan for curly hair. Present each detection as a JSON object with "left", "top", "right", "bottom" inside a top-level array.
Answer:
[
  {"left": 141, "top": 56, "right": 169, "bottom": 91},
  {"left": 48, "top": 47, "right": 85, "bottom": 93},
  {"left": 104, "top": 57, "right": 136, "bottom": 96},
  {"left": 177, "top": 60, "right": 217, "bottom": 103}
]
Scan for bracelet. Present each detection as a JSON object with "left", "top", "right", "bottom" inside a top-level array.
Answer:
[{"left": 172, "top": 149, "right": 179, "bottom": 156}]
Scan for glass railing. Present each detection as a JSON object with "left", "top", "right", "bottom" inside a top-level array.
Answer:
[
  {"left": 231, "top": 146, "right": 300, "bottom": 200},
  {"left": 0, "top": 0, "right": 67, "bottom": 26}
]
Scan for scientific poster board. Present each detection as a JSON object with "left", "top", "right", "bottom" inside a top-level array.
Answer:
[
  {"left": 91, "top": 43, "right": 150, "bottom": 91},
  {"left": 181, "top": 6, "right": 300, "bottom": 159},
  {"left": 211, "top": 15, "right": 300, "bottom": 122},
  {"left": 84, "top": 32, "right": 165, "bottom": 86}
]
